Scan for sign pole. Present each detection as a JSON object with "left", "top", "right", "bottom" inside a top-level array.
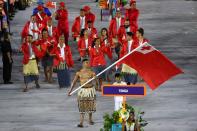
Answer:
[
  {"left": 102, "top": 85, "right": 146, "bottom": 131},
  {"left": 122, "top": 96, "right": 126, "bottom": 131}
]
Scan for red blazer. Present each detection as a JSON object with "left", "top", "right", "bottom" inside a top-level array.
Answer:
[
  {"left": 35, "top": 12, "right": 48, "bottom": 28},
  {"left": 109, "top": 17, "right": 125, "bottom": 38},
  {"left": 72, "top": 16, "right": 88, "bottom": 38},
  {"left": 117, "top": 25, "right": 136, "bottom": 43},
  {"left": 38, "top": 37, "right": 57, "bottom": 57},
  {"left": 21, "top": 21, "right": 40, "bottom": 39},
  {"left": 86, "top": 27, "right": 97, "bottom": 40},
  {"left": 53, "top": 45, "right": 74, "bottom": 68},
  {"left": 45, "top": 26, "right": 59, "bottom": 41},
  {"left": 90, "top": 47, "right": 106, "bottom": 67},
  {"left": 85, "top": 12, "right": 95, "bottom": 24},
  {"left": 100, "top": 36, "right": 114, "bottom": 60},
  {"left": 125, "top": 8, "right": 139, "bottom": 33},
  {"left": 55, "top": 9, "right": 69, "bottom": 33},
  {"left": 21, "top": 42, "right": 42, "bottom": 64},
  {"left": 120, "top": 39, "right": 139, "bottom": 58},
  {"left": 136, "top": 38, "right": 149, "bottom": 45},
  {"left": 77, "top": 37, "right": 92, "bottom": 57}
]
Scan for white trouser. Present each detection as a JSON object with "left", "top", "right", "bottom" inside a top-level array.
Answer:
[{"left": 114, "top": 96, "right": 123, "bottom": 111}]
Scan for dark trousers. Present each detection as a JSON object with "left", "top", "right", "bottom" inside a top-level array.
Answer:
[{"left": 3, "top": 59, "right": 12, "bottom": 83}]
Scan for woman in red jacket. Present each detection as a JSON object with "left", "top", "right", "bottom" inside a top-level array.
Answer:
[
  {"left": 77, "top": 29, "right": 92, "bottom": 61},
  {"left": 100, "top": 28, "right": 114, "bottom": 82},
  {"left": 21, "top": 34, "right": 42, "bottom": 92},
  {"left": 90, "top": 38, "right": 106, "bottom": 91},
  {"left": 53, "top": 35, "right": 74, "bottom": 88}
]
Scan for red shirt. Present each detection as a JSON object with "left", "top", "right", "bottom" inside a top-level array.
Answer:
[
  {"left": 55, "top": 9, "right": 69, "bottom": 33},
  {"left": 136, "top": 38, "right": 149, "bottom": 46},
  {"left": 125, "top": 8, "right": 139, "bottom": 33},
  {"left": 85, "top": 12, "right": 96, "bottom": 24},
  {"left": 53, "top": 44, "right": 74, "bottom": 68},
  {"left": 35, "top": 12, "right": 48, "bottom": 28},
  {"left": 117, "top": 25, "right": 136, "bottom": 43},
  {"left": 77, "top": 37, "right": 92, "bottom": 57},
  {"left": 72, "top": 16, "right": 88, "bottom": 38},
  {"left": 38, "top": 37, "right": 57, "bottom": 57},
  {"left": 90, "top": 47, "right": 106, "bottom": 67},
  {"left": 86, "top": 27, "right": 97, "bottom": 40},
  {"left": 109, "top": 17, "right": 125, "bottom": 38},
  {"left": 45, "top": 26, "right": 59, "bottom": 41},
  {"left": 100, "top": 36, "right": 114, "bottom": 60},
  {"left": 120, "top": 39, "right": 139, "bottom": 58},
  {"left": 21, "top": 42, "right": 42, "bottom": 64}
]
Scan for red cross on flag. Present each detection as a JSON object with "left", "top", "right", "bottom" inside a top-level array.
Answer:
[{"left": 122, "top": 42, "right": 183, "bottom": 90}]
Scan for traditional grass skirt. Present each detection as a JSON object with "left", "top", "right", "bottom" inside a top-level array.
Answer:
[
  {"left": 23, "top": 59, "right": 39, "bottom": 84},
  {"left": 55, "top": 63, "right": 70, "bottom": 87},
  {"left": 77, "top": 87, "right": 96, "bottom": 113}
]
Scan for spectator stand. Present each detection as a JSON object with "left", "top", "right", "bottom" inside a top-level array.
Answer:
[{"left": 99, "top": 0, "right": 127, "bottom": 21}]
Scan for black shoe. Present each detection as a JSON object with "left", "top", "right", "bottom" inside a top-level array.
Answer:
[
  {"left": 4, "top": 81, "right": 13, "bottom": 84},
  {"left": 77, "top": 124, "right": 83, "bottom": 128},
  {"left": 23, "top": 88, "right": 28, "bottom": 92},
  {"left": 36, "top": 84, "right": 40, "bottom": 89}
]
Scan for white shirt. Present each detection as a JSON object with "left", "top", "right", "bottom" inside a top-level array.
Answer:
[
  {"left": 126, "top": 27, "right": 130, "bottom": 33},
  {"left": 116, "top": 17, "right": 121, "bottom": 30},
  {"left": 128, "top": 40, "right": 133, "bottom": 53},
  {"left": 113, "top": 81, "right": 127, "bottom": 111},
  {"left": 104, "top": 39, "right": 108, "bottom": 46},
  {"left": 28, "top": 43, "right": 35, "bottom": 59},
  {"left": 58, "top": 44, "right": 66, "bottom": 60},
  {"left": 29, "top": 22, "right": 39, "bottom": 40},
  {"left": 47, "top": 26, "right": 53, "bottom": 37},
  {"left": 85, "top": 39, "right": 89, "bottom": 49},
  {"left": 87, "top": 28, "right": 91, "bottom": 35},
  {"left": 80, "top": 16, "right": 85, "bottom": 29},
  {"left": 139, "top": 39, "right": 146, "bottom": 46}
]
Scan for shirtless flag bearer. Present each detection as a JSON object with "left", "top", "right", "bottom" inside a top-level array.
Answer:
[{"left": 68, "top": 59, "right": 98, "bottom": 128}]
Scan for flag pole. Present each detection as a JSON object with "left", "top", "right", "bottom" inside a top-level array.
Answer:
[{"left": 70, "top": 43, "right": 147, "bottom": 95}]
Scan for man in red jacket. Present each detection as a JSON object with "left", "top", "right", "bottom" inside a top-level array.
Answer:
[
  {"left": 38, "top": 29, "right": 57, "bottom": 83},
  {"left": 45, "top": 17, "right": 59, "bottom": 41},
  {"left": 72, "top": 9, "right": 87, "bottom": 41},
  {"left": 21, "top": 15, "right": 40, "bottom": 42},
  {"left": 109, "top": 9, "right": 125, "bottom": 38},
  {"left": 120, "top": 32, "right": 138, "bottom": 85},
  {"left": 136, "top": 27, "right": 149, "bottom": 46},
  {"left": 35, "top": 5, "right": 49, "bottom": 29},
  {"left": 117, "top": 19, "right": 135, "bottom": 43},
  {"left": 86, "top": 21, "right": 97, "bottom": 40},
  {"left": 21, "top": 34, "right": 42, "bottom": 92},
  {"left": 83, "top": 6, "right": 96, "bottom": 25},
  {"left": 125, "top": 0, "right": 139, "bottom": 33},
  {"left": 55, "top": 2, "right": 69, "bottom": 43}
]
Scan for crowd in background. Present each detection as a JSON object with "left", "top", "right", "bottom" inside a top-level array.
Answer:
[{"left": 0, "top": 0, "right": 149, "bottom": 93}]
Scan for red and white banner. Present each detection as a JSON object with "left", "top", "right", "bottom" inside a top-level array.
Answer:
[{"left": 121, "top": 42, "right": 183, "bottom": 90}]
